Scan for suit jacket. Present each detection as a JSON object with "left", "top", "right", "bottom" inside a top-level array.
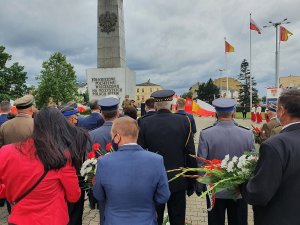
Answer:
[
  {"left": 138, "top": 109, "right": 197, "bottom": 193},
  {"left": 89, "top": 121, "right": 112, "bottom": 149},
  {"left": 77, "top": 112, "right": 104, "bottom": 131},
  {"left": 241, "top": 122, "right": 300, "bottom": 225},
  {"left": 0, "top": 113, "right": 34, "bottom": 147},
  {"left": 198, "top": 121, "right": 255, "bottom": 198},
  {"left": 93, "top": 144, "right": 170, "bottom": 225},
  {"left": 176, "top": 110, "right": 197, "bottom": 134},
  {"left": 0, "top": 138, "right": 81, "bottom": 225},
  {"left": 137, "top": 110, "right": 156, "bottom": 126},
  {"left": 0, "top": 114, "right": 8, "bottom": 127}
]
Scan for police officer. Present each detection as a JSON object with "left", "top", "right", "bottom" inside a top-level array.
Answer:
[
  {"left": 89, "top": 97, "right": 120, "bottom": 148},
  {"left": 255, "top": 103, "right": 282, "bottom": 144},
  {"left": 197, "top": 98, "right": 255, "bottom": 225},
  {"left": 138, "top": 90, "right": 197, "bottom": 225}
]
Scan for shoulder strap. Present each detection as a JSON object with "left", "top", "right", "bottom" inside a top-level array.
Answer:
[
  {"left": 185, "top": 115, "right": 192, "bottom": 147},
  {"left": 12, "top": 169, "right": 48, "bottom": 206}
]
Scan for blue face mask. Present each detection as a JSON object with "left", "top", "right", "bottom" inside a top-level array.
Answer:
[{"left": 111, "top": 134, "right": 120, "bottom": 151}]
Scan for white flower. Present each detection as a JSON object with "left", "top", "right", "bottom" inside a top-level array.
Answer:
[
  {"left": 82, "top": 159, "right": 92, "bottom": 168},
  {"left": 166, "top": 223, "right": 170, "bottom": 225},
  {"left": 92, "top": 159, "right": 97, "bottom": 165},
  {"left": 221, "top": 154, "right": 230, "bottom": 168},
  {"left": 226, "top": 161, "right": 234, "bottom": 172},
  {"left": 84, "top": 175, "right": 88, "bottom": 181},
  {"left": 232, "top": 156, "right": 238, "bottom": 163},
  {"left": 86, "top": 166, "right": 92, "bottom": 174}
]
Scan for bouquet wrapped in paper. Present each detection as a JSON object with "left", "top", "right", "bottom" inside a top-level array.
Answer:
[
  {"left": 169, "top": 152, "right": 258, "bottom": 208},
  {"left": 80, "top": 142, "right": 114, "bottom": 189}
]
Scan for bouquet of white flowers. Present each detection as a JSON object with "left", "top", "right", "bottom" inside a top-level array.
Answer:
[{"left": 169, "top": 152, "right": 258, "bottom": 209}]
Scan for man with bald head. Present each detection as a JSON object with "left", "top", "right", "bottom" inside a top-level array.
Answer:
[{"left": 93, "top": 117, "right": 170, "bottom": 225}]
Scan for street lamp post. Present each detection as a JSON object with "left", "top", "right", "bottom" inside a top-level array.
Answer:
[{"left": 263, "top": 18, "right": 291, "bottom": 88}]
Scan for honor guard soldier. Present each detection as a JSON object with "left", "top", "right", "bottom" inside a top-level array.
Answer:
[
  {"left": 61, "top": 106, "right": 80, "bottom": 126},
  {"left": 138, "top": 90, "right": 197, "bottom": 225},
  {"left": 197, "top": 98, "right": 255, "bottom": 225},
  {"left": 255, "top": 103, "right": 282, "bottom": 144}
]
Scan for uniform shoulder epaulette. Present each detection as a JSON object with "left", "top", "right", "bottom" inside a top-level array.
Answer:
[
  {"left": 202, "top": 125, "right": 214, "bottom": 131},
  {"left": 237, "top": 124, "right": 250, "bottom": 130}
]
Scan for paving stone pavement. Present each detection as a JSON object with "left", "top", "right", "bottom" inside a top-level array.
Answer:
[{"left": 0, "top": 117, "right": 258, "bottom": 224}]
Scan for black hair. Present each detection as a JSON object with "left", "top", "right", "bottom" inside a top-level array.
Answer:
[
  {"left": 145, "top": 98, "right": 155, "bottom": 109},
  {"left": 33, "top": 107, "right": 91, "bottom": 171},
  {"left": 278, "top": 89, "right": 300, "bottom": 118},
  {"left": 123, "top": 106, "right": 138, "bottom": 120},
  {"left": 89, "top": 100, "right": 99, "bottom": 110}
]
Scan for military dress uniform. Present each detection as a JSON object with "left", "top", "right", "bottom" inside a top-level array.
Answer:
[
  {"left": 198, "top": 98, "right": 255, "bottom": 225},
  {"left": 138, "top": 90, "right": 197, "bottom": 225},
  {"left": 256, "top": 104, "right": 282, "bottom": 144}
]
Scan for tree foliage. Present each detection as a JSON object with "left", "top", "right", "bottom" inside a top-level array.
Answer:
[
  {"left": 196, "top": 78, "right": 220, "bottom": 104},
  {"left": 35, "top": 52, "right": 78, "bottom": 108},
  {"left": 237, "top": 59, "right": 259, "bottom": 107},
  {"left": 0, "top": 46, "right": 28, "bottom": 101},
  {"left": 181, "top": 91, "right": 193, "bottom": 99}
]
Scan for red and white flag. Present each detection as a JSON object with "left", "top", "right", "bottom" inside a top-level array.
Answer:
[{"left": 250, "top": 18, "right": 261, "bottom": 34}]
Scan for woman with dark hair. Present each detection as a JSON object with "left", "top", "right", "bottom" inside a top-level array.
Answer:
[{"left": 0, "top": 107, "right": 90, "bottom": 225}]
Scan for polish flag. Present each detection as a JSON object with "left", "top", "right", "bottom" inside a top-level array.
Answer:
[{"left": 250, "top": 19, "right": 261, "bottom": 34}]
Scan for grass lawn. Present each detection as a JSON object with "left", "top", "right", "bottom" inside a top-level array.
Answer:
[{"left": 235, "top": 112, "right": 265, "bottom": 120}]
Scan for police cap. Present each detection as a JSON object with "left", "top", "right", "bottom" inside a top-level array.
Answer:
[
  {"left": 151, "top": 90, "right": 175, "bottom": 102},
  {"left": 14, "top": 95, "right": 35, "bottom": 109},
  {"left": 98, "top": 97, "right": 120, "bottom": 111},
  {"left": 61, "top": 106, "right": 79, "bottom": 117},
  {"left": 212, "top": 98, "right": 237, "bottom": 112}
]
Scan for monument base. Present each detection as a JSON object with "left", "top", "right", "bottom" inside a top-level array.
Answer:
[{"left": 86, "top": 67, "right": 136, "bottom": 104}]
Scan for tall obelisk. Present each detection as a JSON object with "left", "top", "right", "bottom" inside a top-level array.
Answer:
[{"left": 86, "top": 0, "right": 136, "bottom": 102}]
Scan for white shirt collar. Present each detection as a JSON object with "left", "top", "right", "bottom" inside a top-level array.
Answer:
[
  {"left": 282, "top": 122, "right": 300, "bottom": 130},
  {"left": 123, "top": 143, "right": 138, "bottom": 146}
]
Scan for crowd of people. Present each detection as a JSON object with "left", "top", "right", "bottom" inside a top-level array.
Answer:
[{"left": 0, "top": 88, "right": 300, "bottom": 225}]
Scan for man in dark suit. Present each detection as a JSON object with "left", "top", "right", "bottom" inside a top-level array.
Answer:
[
  {"left": 0, "top": 101, "right": 11, "bottom": 127},
  {"left": 138, "top": 90, "right": 197, "bottom": 225},
  {"left": 241, "top": 89, "right": 300, "bottom": 225},
  {"left": 176, "top": 97, "right": 197, "bottom": 135},
  {"left": 137, "top": 98, "right": 156, "bottom": 125},
  {"left": 93, "top": 117, "right": 170, "bottom": 225},
  {"left": 77, "top": 100, "right": 104, "bottom": 131}
]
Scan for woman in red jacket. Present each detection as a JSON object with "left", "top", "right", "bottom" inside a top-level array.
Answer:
[{"left": 0, "top": 107, "right": 90, "bottom": 225}]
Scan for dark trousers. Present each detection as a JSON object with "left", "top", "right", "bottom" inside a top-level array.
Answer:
[
  {"left": 242, "top": 112, "right": 247, "bottom": 119},
  {"left": 0, "top": 199, "right": 11, "bottom": 214},
  {"left": 157, "top": 190, "right": 186, "bottom": 225},
  {"left": 208, "top": 198, "right": 248, "bottom": 225},
  {"left": 68, "top": 189, "right": 85, "bottom": 225}
]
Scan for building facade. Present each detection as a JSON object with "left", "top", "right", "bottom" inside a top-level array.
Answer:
[
  {"left": 279, "top": 75, "right": 300, "bottom": 89},
  {"left": 135, "top": 80, "right": 163, "bottom": 106}
]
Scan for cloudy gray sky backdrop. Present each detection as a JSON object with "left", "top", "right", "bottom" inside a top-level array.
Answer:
[{"left": 1, "top": 0, "right": 299, "bottom": 96}]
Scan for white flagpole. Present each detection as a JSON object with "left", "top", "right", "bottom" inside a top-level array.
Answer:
[{"left": 250, "top": 13, "right": 253, "bottom": 112}]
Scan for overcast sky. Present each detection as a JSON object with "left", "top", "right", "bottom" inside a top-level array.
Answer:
[{"left": 1, "top": 0, "right": 299, "bottom": 96}]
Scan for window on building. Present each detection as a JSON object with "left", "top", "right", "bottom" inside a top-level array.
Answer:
[
  {"left": 142, "top": 88, "right": 144, "bottom": 93},
  {"left": 137, "top": 96, "right": 140, "bottom": 100},
  {"left": 137, "top": 88, "right": 139, "bottom": 93},
  {"left": 150, "top": 88, "right": 152, "bottom": 92}
]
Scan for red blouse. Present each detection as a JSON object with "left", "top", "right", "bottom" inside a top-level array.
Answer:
[{"left": 0, "top": 138, "right": 81, "bottom": 225}]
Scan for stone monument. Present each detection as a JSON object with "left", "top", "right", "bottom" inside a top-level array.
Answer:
[{"left": 86, "top": 0, "right": 136, "bottom": 103}]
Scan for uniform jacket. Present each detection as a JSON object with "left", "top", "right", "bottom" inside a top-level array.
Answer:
[
  {"left": 176, "top": 110, "right": 197, "bottom": 134},
  {"left": 198, "top": 121, "right": 255, "bottom": 198},
  {"left": 256, "top": 117, "right": 282, "bottom": 144},
  {"left": 137, "top": 110, "right": 156, "bottom": 126},
  {"left": 0, "top": 113, "right": 34, "bottom": 147},
  {"left": 93, "top": 144, "right": 170, "bottom": 225},
  {"left": 77, "top": 112, "right": 104, "bottom": 131},
  {"left": 0, "top": 114, "right": 9, "bottom": 127},
  {"left": 89, "top": 121, "right": 112, "bottom": 149},
  {"left": 241, "top": 123, "right": 300, "bottom": 225},
  {"left": 0, "top": 138, "right": 81, "bottom": 225},
  {"left": 138, "top": 109, "right": 197, "bottom": 193}
]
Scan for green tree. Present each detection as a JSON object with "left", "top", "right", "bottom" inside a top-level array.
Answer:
[
  {"left": 0, "top": 46, "right": 28, "bottom": 101},
  {"left": 237, "top": 59, "right": 259, "bottom": 107},
  {"left": 35, "top": 52, "right": 78, "bottom": 108},
  {"left": 196, "top": 78, "right": 220, "bottom": 104},
  {"left": 180, "top": 91, "right": 193, "bottom": 99}
]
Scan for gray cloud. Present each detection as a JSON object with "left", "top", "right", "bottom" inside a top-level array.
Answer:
[{"left": 0, "top": 0, "right": 299, "bottom": 97}]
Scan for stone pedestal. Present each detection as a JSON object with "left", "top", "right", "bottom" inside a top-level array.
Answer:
[{"left": 86, "top": 67, "right": 136, "bottom": 104}]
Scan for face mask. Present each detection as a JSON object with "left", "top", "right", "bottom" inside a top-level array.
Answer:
[{"left": 111, "top": 134, "right": 120, "bottom": 151}]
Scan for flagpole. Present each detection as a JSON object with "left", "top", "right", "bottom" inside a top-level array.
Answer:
[
  {"left": 249, "top": 13, "right": 253, "bottom": 112},
  {"left": 224, "top": 37, "right": 228, "bottom": 98}
]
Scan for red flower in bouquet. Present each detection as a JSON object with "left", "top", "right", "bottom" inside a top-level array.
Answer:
[
  {"left": 92, "top": 143, "right": 101, "bottom": 152},
  {"left": 87, "top": 151, "right": 96, "bottom": 159},
  {"left": 106, "top": 142, "right": 113, "bottom": 152},
  {"left": 203, "top": 159, "right": 222, "bottom": 170}
]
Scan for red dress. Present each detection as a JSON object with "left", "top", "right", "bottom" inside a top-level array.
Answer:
[{"left": 0, "top": 139, "right": 81, "bottom": 225}]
